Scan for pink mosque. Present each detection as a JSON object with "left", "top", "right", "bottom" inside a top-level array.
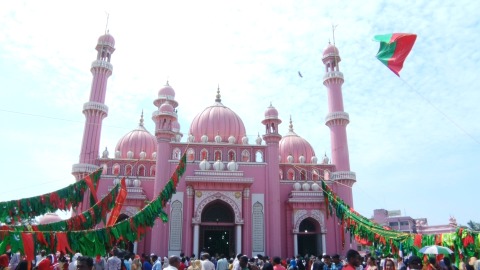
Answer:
[{"left": 71, "top": 32, "right": 357, "bottom": 258}]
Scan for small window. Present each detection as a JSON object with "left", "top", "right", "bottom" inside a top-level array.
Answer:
[
  {"left": 150, "top": 166, "right": 156, "bottom": 177},
  {"left": 287, "top": 169, "right": 295, "bottom": 180},
  {"left": 389, "top": 222, "right": 398, "bottom": 227},
  {"left": 172, "top": 148, "right": 181, "bottom": 160},
  {"left": 279, "top": 169, "right": 283, "bottom": 180},
  {"left": 300, "top": 170, "right": 306, "bottom": 180},
  {"left": 241, "top": 150, "right": 250, "bottom": 162},
  {"left": 312, "top": 169, "right": 320, "bottom": 181},
  {"left": 113, "top": 164, "right": 120, "bottom": 176},
  {"left": 200, "top": 149, "right": 208, "bottom": 160},
  {"left": 255, "top": 150, "right": 263, "bottom": 162},
  {"left": 214, "top": 150, "right": 222, "bottom": 161},
  {"left": 187, "top": 148, "right": 195, "bottom": 162},
  {"left": 138, "top": 165, "right": 146, "bottom": 176},
  {"left": 125, "top": 165, "right": 133, "bottom": 176},
  {"left": 228, "top": 150, "right": 236, "bottom": 161}
]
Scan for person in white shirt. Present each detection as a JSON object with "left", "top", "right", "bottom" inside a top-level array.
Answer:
[
  {"left": 165, "top": 256, "right": 182, "bottom": 270},
  {"left": 201, "top": 254, "right": 215, "bottom": 270}
]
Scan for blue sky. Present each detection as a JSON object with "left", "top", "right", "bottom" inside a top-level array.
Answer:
[{"left": 0, "top": 1, "right": 478, "bottom": 227}]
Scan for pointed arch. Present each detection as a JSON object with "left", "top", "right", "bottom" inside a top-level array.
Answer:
[
  {"left": 187, "top": 148, "right": 195, "bottom": 162},
  {"left": 125, "top": 164, "right": 133, "bottom": 176},
  {"left": 137, "top": 165, "right": 146, "bottom": 176},
  {"left": 200, "top": 148, "right": 209, "bottom": 160},
  {"left": 300, "top": 170, "right": 307, "bottom": 180},
  {"left": 241, "top": 150, "right": 250, "bottom": 162},
  {"left": 194, "top": 193, "right": 242, "bottom": 223},
  {"left": 255, "top": 150, "right": 263, "bottom": 162},
  {"left": 214, "top": 150, "right": 222, "bottom": 161},
  {"left": 150, "top": 165, "right": 156, "bottom": 177},
  {"left": 172, "top": 148, "right": 181, "bottom": 160},
  {"left": 169, "top": 200, "right": 183, "bottom": 250},
  {"left": 228, "top": 149, "right": 236, "bottom": 161},
  {"left": 287, "top": 168, "right": 295, "bottom": 180},
  {"left": 113, "top": 163, "right": 120, "bottom": 176},
  {"left": 312, "top": 169, "right": 320, "bottom": 181}
]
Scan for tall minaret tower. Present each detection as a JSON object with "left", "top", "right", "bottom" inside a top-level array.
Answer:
[
  {"left": 150, "top": 83, "right": 179, "bottom": 255},
  {"left": 322, "top": 43, "right": 357, "bottom": 252},
  {"left": 261, "top": 103, "right": 282, "bottom": 256},
  {"left": 72, "top": 33, "right": 115, "bottom": 210}
]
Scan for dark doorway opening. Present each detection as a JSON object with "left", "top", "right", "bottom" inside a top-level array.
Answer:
[
  {"left": 297, "top": 218, "right": 320, "bottom": 256},
  {"left": 200, "top": 200, "right": 236, "bottom": 257}
]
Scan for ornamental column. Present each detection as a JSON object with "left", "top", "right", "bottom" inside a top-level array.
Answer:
[
  {"left": 261, "top": 104, "right": 282, "bottom": 256},
  {"left": 151, "top": 94, "right": 178, "bottom": 254},
  {"left": 72, "top": 33, "right": 115, "bottom": 211},
  {"left": 184, "top": 186, "right": 194, "bottom": 255},
  {"left": 242, "top": 188, "right": 252, "bottom": 256}
]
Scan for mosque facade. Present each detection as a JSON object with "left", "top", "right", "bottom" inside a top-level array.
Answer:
[{"left": 71, "top": 33, "right": 357, "bottom": 258}]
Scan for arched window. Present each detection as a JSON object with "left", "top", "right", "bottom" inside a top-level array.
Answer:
[
  {"left": 200, "top": 149, "right": 208, "bottom": 160},
  {"left": 125, "top": 165, "right": 133, "bottom": 176},
  {"left": 187, "top": 148, "right": 195, "bottom": 162},
  {"left": 172, "top": 148, "right": 181, "bottom": 160},
  {"left": 300, "top": 170, "right": 306, "bottom": 180},
  {"left": 228, "top": 150, "right": 236, "bottom": 161},
  {"left": 101, "top": 163, "right": 108, "bottom": 174},
  {"left": 312, "top": 169, "right": 320, "bottom": 181},
  {"left": 138, "top": 165, "right": 146, "bottom": 176},
  {"left": 324, "top": 170, "right": 330, "bottom": 180},
  {"left": 255, "top": 150, "right": 263, "bottom": 162},
  {"left": 279, "top": 169, "right": 283, "bottom": 180},
  {"left": 214, "top": 150, "right": 222, "bottom": 161},
  {"left": 113, "top": 164, "right": 120, "bottom": 176},
  {"left": 150, "top": 166, "right": 156, "bottom": 177},
  {"left": 241, "top": 150, "right": 250, "bottom": 162},
  {"left": 287, "top": 169, "right": 295, "bottom": 180}
]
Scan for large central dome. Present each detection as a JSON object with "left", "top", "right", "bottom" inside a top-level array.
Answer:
[{"left": 189, "top": 89, "right": 246, "bottom": 143}]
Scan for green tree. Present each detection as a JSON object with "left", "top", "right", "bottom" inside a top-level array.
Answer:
[{"left": 466, "top": 220, "right": 480, "bottom": 231}]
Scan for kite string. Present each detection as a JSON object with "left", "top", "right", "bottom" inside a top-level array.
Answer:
[{"left": 399, "top": 77, "right": 480, "bottom": 145}]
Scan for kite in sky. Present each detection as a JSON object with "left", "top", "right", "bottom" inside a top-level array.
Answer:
[{"left": 374, "top": 33, "right": 417, "bottom": 76}]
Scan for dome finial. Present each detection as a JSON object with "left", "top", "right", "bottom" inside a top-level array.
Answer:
[
  {"left": 215, "top": 84, "right": 222, "bottom": 103},
  {"left": 166, "top": 80, "right": 170, "bottom": 86},
  {"left": 289, "top": 115, "right": 294, "bottom": 132},
  {"left": 139, "top": 110, "right": 144, "bottom": 127},
  {"left": 270, "top": 101, "right": 273, "bottom": 107}
]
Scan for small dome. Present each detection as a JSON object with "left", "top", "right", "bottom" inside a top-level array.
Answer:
[
  {"left": 227, "top": 160, "right": 239, "bottom": 171},
  {"left": 311, "top": 156, "right": 318, "bottom": 164},
  {"left": 102, "top": 147, "right": 109, "bottom": 158},
  {"left": 279, "top": 117, "right": 316, "bottom": 163},
  {"left": 287, "top": 155, "right": 294, "bottom": 163},
  {"left": 228, "top": 135, "right": 236, "bottom": 144},
  {"left": 152, "top": 152, "right": 157, "bottom": 159},
  {"left": 188, "top": 134, "right": 195, "bottom": 142},
  {"left": 264, "top": 103, "right": 279, "bottom": 119},
  {"left": 255, "top": 134, "right": 262, "bottom": 145},
  {"left": 299, "top": 155, "right": 306, "bottom": 164},
  {"left": 158, "top": 83, "right": 175, "bottom": 99},
  {"left": 293, "top": 182, "right": 302, "bottom": 191},
  {"left": 189, "top": 88, "right": 246, "bottom": 143},
  {"left": 133, "top": 178, "right": 141, "bottom": 187},
  {"left": 159, "top": 102, "right": 174, "bottom": 113},
  {"left": 201, "top": 134, "right": 208, "bottom": 143},
  {"left": 322, "top": 154, "right": 330, "bottom": 164},
  {"left": 213, "top": 160, "right": 224, "bottom": 171},
  {"left": 113, "top": 177, "right": 121, "bottom": 185},
  {"left": 116, "top": 114, "right": 157, "bottom": 160},
  {"left": 311, "top": 182, "right": 320, "bottom": 191},
  {"left": 215, "top": 134, "right": 222, "bottom": 143},
  {"left": 302, "top": 182, "right": 311, "bottom": 191},
  {"left": 241, "top": 136, "right": 248, "bottom": 145},
  {"left": 38, "top": 213, "right": 62, "bottom": 225},
  {"left": 323, "top": 43, "right": 339, "bottom": 57},
  {"left": 98, "top": 33, "right": 115, "bottom": 47},
  {"left": 199, "top": 159, "right": 211, "bottom": 170},
  {"left": 139, "top": 151, "right": 147, "bottom": 160},
  {"left": 125, "top": 178, "right": 133, "bottom": 187}
]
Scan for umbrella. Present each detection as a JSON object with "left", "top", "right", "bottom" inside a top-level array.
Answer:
[{"left": 418, "top": 245, "right": 453, "bottom": 255}]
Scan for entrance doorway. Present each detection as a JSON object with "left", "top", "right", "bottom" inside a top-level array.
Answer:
[
  {"left": 200, "top": 200, "right": 235, "bottom": 257},
  {"left": 297, "top": 218, "right": 321, "bottom": 256}
]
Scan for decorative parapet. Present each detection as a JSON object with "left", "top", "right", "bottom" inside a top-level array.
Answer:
[
  {"left": 152, "top": 110, "right": 178, "bottom": 119},
  {"left": 194, "top": 170, "right": 244, "bottom": 177},
  {"left": 325, "top": 111, "right": 349, "bottom": 124},
  {"left": 185, "top": 176, "right": 253, "bottom": 184},
  {"left": 72, "top": 163, "right": 100, "bottom": 174},
  {"left": 83, "top": 101, "right": 109, "bottom": 116},
  {"left": 331, "top": 171, "right": 356, "bottom": 181},
  {"left": 91, "top": 59, "right": 113, "bottom": 71},
  {"left": 323, "top": 71, "right": 344, "bottom": 82}
]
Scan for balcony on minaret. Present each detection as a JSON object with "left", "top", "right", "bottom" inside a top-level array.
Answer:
[
  {"left": 91, "top": 59, "right": 113, "bottom": 72},
  {"left": 323, "top": 71, "right": 344, "bottom": 84},
  {"left": 330, "top": 171, "right": 356, "bottom": 187},
  {"left": 325, "top": 111, "right": 349, "bottom": 126}
]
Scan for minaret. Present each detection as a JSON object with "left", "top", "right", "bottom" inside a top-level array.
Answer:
[
  {"left": 72, "top": 33, "right": 115, "bottom": 211},
  {"left": 322, "top": 43, "right": 357, "bottom": 252},
  {"left": 151, "top": 83, "right": 179, "bottom": 255},
  {"left": 261, "top": 103, "right": 282, "bottom": 256}
]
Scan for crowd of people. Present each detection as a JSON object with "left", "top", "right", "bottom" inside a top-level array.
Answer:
[{"left": 0, "top": 248, "right": 479, "bottom": 270}]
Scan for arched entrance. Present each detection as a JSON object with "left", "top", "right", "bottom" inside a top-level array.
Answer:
[
  {"left": 200, "top": 200, "right": 235, "bottom": 257},
  {"left": 297, "top": 218, "right": 321, "bottom": 256}
]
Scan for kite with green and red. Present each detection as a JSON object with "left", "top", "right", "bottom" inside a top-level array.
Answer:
[{"left": 374, "top": 33, "right": 417, "bottom": 76}]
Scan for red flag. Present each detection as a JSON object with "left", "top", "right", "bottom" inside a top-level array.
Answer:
[{"left": 106, "top": 178, "right": 128, "bottom": 226}]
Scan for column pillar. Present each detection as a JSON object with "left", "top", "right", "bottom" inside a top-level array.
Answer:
[
  {"left": 242, "top": 188, "right": 252, "bottom": 256},
  {"left": 235, "top": 224, "right": 242, "bottom": 254},
  {"left": 322, "top": 233, "right": 326, "bottom": 254},
  {"left": 193, "top": 224, "right": 200, "bottom": 257},
  {"left": 133, "top": 242, "right": 138, "bottom": 254},
  {"left": 293, "top": 234, "right": 298, "bottom": 256},
  {"left": 184, "top": 186, "right": 194, "bottom": 255}
]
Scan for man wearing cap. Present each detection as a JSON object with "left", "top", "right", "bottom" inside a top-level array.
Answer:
[{"left": 201, "top": 253, "right": 215, "bottom": 270}]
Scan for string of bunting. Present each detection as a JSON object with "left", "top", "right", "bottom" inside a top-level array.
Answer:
[
  {"left": 0, "top": 152, "right": 187, "bottom": 258},
  {"left": 0, "top": 169, "right": 102, "bottom": 224},
  {"left": 0, "top": 181, "right": 125, "bottom": 233},
  {"left": 321, "top": 180, "right": 480, "bottom": 259}
]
